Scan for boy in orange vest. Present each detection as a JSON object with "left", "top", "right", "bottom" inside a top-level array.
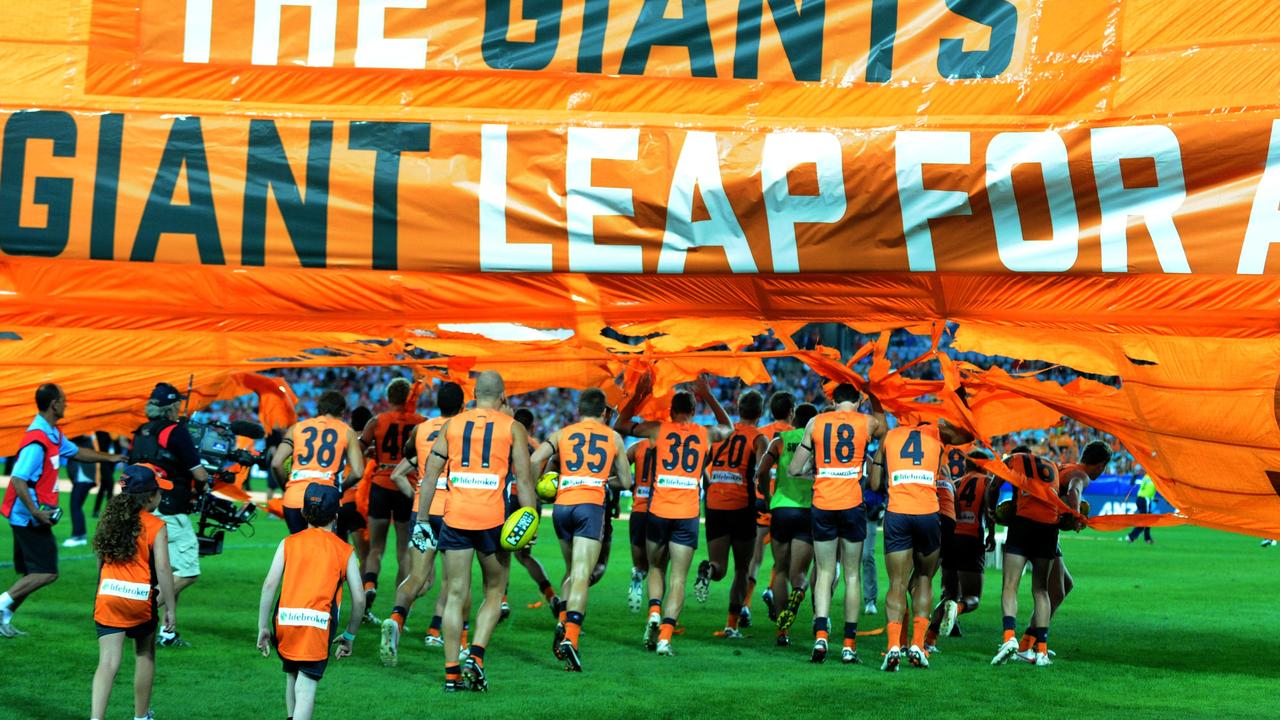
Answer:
[{"left": 257, "top": 484, "right": 364, "bottom": 720}]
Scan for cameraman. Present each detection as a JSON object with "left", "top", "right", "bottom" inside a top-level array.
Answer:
[{"left": 128, "top": 383, "right": 210, "bottom": 649}]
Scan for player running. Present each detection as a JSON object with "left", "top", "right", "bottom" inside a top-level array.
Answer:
[
  {"left": 695, "top": 390, "right": 767, "bottom": 639},
  {"left": 926, "top": 450, "right": 996, "bottom": 650},
  {"left": 755, "top": 402, "right": 819, "bottom": 649},
  {"left": 616, "top": 374, "right": 732, "bottom": 657},
  {"left": 416, "top": 371, "right": 537, "bottom": 691},
  {"left": 868, "top": 419, "right": 951, "bottom": 671},
  {"left": 990, "top": 448, "right": 1062, "bottom": 668},
  {"left": 256, "top": 483, "right": 364, "bottom": 720},
  {"left": 788, "top": 384, "right": 886, "bottom": 665},
  {"left": 624, "top": 438, "right": 657, "bottom": 612},
  {"left": 509, "top": 408, "right": 560, "bottom": 622},
  {"left": 359, "top": 378, "right": 424, "bottom": 623},
  {"left": 378, "top": 382, "right": 464, "bottom": 667},
  {"left": 1040, "top": 440, "right": 1112, "bottom": 658},
  {"left": 530, "top": 389, "right": 632, "bottom": 671},
  {"left": 747, "top": 392, "right": 796, "bottom": 626},
  {"left": 271, "top": 390, "right": 365, "bottom": 535}
]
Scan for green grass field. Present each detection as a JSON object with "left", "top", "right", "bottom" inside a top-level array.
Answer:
[{"left": 1, "top": 511, "right": 1274, "bottom": 720}]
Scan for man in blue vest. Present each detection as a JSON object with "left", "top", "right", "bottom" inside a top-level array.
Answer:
[{"left": 1, "top": 384, "right": 124, "bottom": 638}]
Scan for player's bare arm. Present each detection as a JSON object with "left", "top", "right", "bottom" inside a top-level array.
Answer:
[
  {"left": 530, "top": 430, "right": 561, "bottom": 471},
  {"left": 787, "top": 418, "right": 817, "bottom": 478},
  {"left": 615, "top": 372, "right": 661, "bottom": 440},
  {"left": 754, "top": 437, "right": 781, "bottom": 506},
  {"left": 416, "top": 423, "right": 451, "bottom": 515},
  {"left": 510, "top": 420, "right": 538, "bottom": 509},
  {"left": 868, "top": 445, "right": 886, "bottom": 493},
  {"left": 694, "top": 374, "right": 733, "bottom": 442},
  {"left": 610, "top": 432, "right": 633, "bottom": 491},
  {"left": 342, "top": 428, "right": 365, "bottom": 491}
]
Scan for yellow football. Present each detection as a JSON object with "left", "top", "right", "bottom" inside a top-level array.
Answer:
[
  {"left": 994, "top": 499, "right": 1016, "bottom": 526},
  {"left": 536, "top": 471, "right": 560, "bottom": 503},
  {"left": 500, "top": 506, "right": 540, "bottom": 551}
]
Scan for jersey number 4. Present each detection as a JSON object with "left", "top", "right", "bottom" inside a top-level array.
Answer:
[{"left": 381, "top": 423, "right": 415, "bottom": 460}]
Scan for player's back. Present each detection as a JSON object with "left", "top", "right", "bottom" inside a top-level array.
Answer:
[
  {"left": 415, "top": 415, "right": 450, "bottom": 516},
  {"left": 631, "top": 438, "right": 656, "bottom": 514},
  {"left": 810, "top": 410, "right": 870, "bottom": 511},
  {"left": 287, "top": 416, "right": 351, "bottom": 508},
  {"left": 1009, "top": 452, "right": 1061, "bottom": 524},
  {"left": 370, "top": 410, "right": 424, "bottom": 488},
  {"left": 650, "top": 421, "right": 710, "bottom": 520},
  {"left": 772, "top": 427, "right": 813, "bottom": 509},
  {"left": 882, "top": 424, "right": 944, "bottom": 515},
  {"left": 277, "top": 527, "right": 354, "bottom": 661},
  {"left": 443, "top": 408, "right": 515, "bottom": 530},
  {"left": 707, "top": 421, "right": 760, "bottom": 511},
  {"left": 953, "top": 470, "right": 989, "bottom": 536},
  {"left": 555, "top": 418, "right": 617, "bottom": 506}
]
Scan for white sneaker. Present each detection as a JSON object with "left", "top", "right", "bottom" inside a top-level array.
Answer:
[
  {"left": 655, "top": 639, "right": 673, "bottom": 656},
  {"left": 721, "top": 627, "right": 743, "bottom": 639},
  {"left": 863, "top": 602, "right": 877, "bottom": 615},
  {"left": 627, "top": 569, "right": 644, "bottom": 613},
  {"left": 458, "top": 646, "right": 470, "bottom": 664},
  {"left": 693, "top": 561, "right": 711, "bottom": 604},
  {"left": 907, "top": 645, "right": 929, "bottom": 669},
  {"left": 1016, "top": 648, "right": 1037, "bottom": 664},
  {"left": 924, "top": 643, "right": 940, "bottom": 654},
  {"left": 880, "top": 646, "right": 900, "bottom": 672},
  {"left": 840, "top": 647, "right": 861, "bottom": 664},
  {"left": 379, "top": 619, "right": 399, "bottom": 667},
  {"left": 939, "top": 600, "right": 959, "bottom": 637},
  {"left": 991, "top": 639, "right": 1019, "bottom": 665},
  {"left": 643, "top": 612, "right": 661, "bottom": 651},
  {"left": 810, "top": 637, "right": 828, "bottom": 664},
  {"left": 1034, "top": 652, "right": 1052, "bottom": 666},
  {"left": 0, "top": 622, "right": 26, "bottom": 639},
  {"left": 61, "top": 536, "right": 87, "bottom": 548},
  {"left": 424, "top": 633, "right": 444, "bottom": 647}
]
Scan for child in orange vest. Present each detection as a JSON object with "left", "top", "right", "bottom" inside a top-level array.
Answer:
[
  {"left": 90, "top": 464, "right": 177, "bottom": 720},
  {"left": 257, "top": 483, "right": 364, "bottom": 720}
]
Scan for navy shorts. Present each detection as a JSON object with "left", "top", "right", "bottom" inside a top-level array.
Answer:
[
  {"left": 883, "top": 510, "right": 941, "bottom": 555},
  {"left": 938, "top": 515, "right": 956, "bottom": 564},
  {"left": 646, "top": 515, "right": 700, "bottom": 549},
  {"left": 629, "top": 511, "right": 650, "bottom": 548},
  {"left": 553, "top": 503, "right": 606, "bottom": 542},
  {"left": 368, "top": 484, "right": 412, "bottom": 523},
  {"left": 335, "top": 501, "right": 366, "bottom": 538},
  {"left": 945, "top": 534, "right": 987, "bottom": 572},
  {"left": 705, "top": 508, "right": 756, "bottom": 543},
  {"left": 11, "top": 524, "right": 57, "bottom": 575},
  {"left": 96, "top": 619, "right": 157, "bottom": 640},
  {"left": 281, "top": 655, "right": 328, "bottom": 681},
  {"left": 1004, "top": 516, "right": 1061, "bottom": 561},
  {"left": 811, "top": 505, "right": 868, "bottom": 544},
  {"left": 283, "top": 507, "right": 308, "bottom": 535},
  {"left": 438, "top": 523, "right": 503, "bottom": 555},
  {"left": 769, "top": 507, "right": 813, "bottom": 545}
]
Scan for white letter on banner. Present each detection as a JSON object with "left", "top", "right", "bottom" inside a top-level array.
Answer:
[
  {"left": 566, "top": 127, "right": 644, "bottom": 273},
  {"left": 658, "top": 132, "right": 756, "bottom": 274},
  {"left": 987, "top": 131, "right": 1080, "bottom": 272},
  {"left": 895, "top": 131, "right": 972, "bottom": 272},
  {"left": 761, "top": 132, "right": 845, "bottom": 273},
  {"left": 183, "top": 0, "right": 213, "bottom": 63},
  {"left": 1239, "top": 120, "right": 1280, "bottom": 274},
  {"left": 1091, "top": 126, "right": 1191, "bottom": 273},
  {"left": 479, "top": 125, "right": 552, "bottom": 272},
  {"left": 252, "top": 0, "right": 338, "bottom": 67},
  {"left": 356, "top": 0, "right": 428, "bottom": 69}
]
